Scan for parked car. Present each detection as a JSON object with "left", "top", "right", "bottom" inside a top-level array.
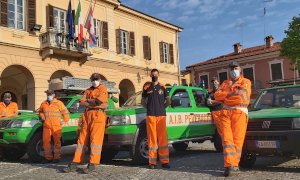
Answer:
[{"left": 240, "top": 84, "right": 300, "bottom": 168}]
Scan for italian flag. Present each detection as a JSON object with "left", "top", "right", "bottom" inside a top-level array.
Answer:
[{"left": 75, "top": 0, "right": 83, "bottom": 44}]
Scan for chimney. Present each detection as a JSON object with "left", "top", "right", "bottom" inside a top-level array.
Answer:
[
  {"left": 233, "top": 43, "right": 242, "bottom": 54},
  {"left": 265, "top": 35, "right": 274, "bottom": 48}
]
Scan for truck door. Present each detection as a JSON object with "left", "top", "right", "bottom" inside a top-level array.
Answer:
[
  {"left": 166, "top": 88, "right": 194, "bottom": 140},
  {"left": 190, "top": 89, "right": 214, "bottom": 136}
]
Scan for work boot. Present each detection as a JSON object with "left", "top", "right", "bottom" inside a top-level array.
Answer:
[
  {"left": 223, "top": 166, "right": 240, "bottom": 177},
  {"left": 149, "top": 164, "right": 156, "bottom": 169},
  {"left": 82, "top": 163, "right": 96, "bottom": 174},
  {"left": 41, "top": 159, "right": 53, "bottom": 164},
  {"left": 53, "top": 159, "right": 60, "bottom": 163},
  {"left": 62, "top": 163, "right": 78, "bottom": 173},
  {"left": 161, "top": 163, "right": 171, "bottom": 169}
]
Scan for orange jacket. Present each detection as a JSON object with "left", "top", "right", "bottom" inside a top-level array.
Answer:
[
  {"left": 0, "top": 102, "right": 18, "bottom": 118},
  {"left": 39, "top": 99, "right": 70, "bottom": 129},
  {"left": 80, "top": 84, "right": 108, "bottom": 109},
  {"left": 214, "top": 76, "right": 252, "bottom": 107}
]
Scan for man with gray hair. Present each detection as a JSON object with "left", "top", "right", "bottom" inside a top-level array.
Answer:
[{"left": 0, "top": 92, "right": 18, "bottom": 118}]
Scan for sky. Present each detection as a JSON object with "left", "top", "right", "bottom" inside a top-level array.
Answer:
[{"left": 121, "top": 0, "right": 300, "bottom": 70}]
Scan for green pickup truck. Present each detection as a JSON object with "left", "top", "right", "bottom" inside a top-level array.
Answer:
[
  {"left": 0, "top": 85, "right": 221, "bottom": 163},
  {"left": 240, "top": 84, "right": 300, "bottom": 168}
]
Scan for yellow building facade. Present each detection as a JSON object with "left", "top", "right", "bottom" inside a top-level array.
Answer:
[{"left": 0, "top": 0, "right": 182, "bottom": 110}]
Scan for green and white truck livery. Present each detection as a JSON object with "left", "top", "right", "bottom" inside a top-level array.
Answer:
[
  {"left": 0, "top": 77, "right": 222, "bottom": 163},
  {"left": 105, "top": 86, "right": 222, "bottom": 164}
]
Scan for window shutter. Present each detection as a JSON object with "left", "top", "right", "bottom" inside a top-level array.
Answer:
[
  {"left": 102, "top": 21, "right": 109, "bottom": 49},
  {"left": 27, "top": 0, "right": 36, "bottom": 32},
  {"left": 116, "top": 29, "right": 120, "bottom": 54},
  {"left": 159, "top": 42, "right": 164, "bottom": 63},
  {"left": 143, "top": 36, "right": 151, "bottom": 60},
  {"left": 169, "top": 44, "right": 174, "bottom": 64},
  {"left": 0, "top": 0, "right": 8, "bottom": 27},
  {"left": 129, "top": 32, "right": 135, "bottom": 56},
  {"left": 94, "top": 19, "right": 97, "bottom": 37},
  {"left": 46, "top": 4, "right": 54, "bottom": 29}
]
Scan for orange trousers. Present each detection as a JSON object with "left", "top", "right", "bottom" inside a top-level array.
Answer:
[
  {"left": 146, "top": 116, "right": 169, "bottom": 165},
  {"left": 43, "top": 127, "right": 62, "bottom": 160},
  {"left": 211, "top": 110, "right": 222, "bottom": 136},
  {"left": 219, "top": 109, "right": 248, "bottom": 167},
  {"left": 73, "top": 110, "right": 106, "bottom": 164}
]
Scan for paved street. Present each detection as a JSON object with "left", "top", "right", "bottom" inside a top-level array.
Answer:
[{"left": 0, "top": 141, "right": 299, "bottom": 180}]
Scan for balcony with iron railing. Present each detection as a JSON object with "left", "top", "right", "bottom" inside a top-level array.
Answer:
[{"left": 39, "top": 28, "right": 92, "bottom": 61}]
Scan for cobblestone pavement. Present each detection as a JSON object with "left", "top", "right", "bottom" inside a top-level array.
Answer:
[{"left": 0, "top": 141, "right": 299, "bottom": 180}]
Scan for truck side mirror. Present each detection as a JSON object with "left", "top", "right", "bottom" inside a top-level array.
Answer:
[{"left": 171, "top": 99, "right": 181, "bottom": 107}]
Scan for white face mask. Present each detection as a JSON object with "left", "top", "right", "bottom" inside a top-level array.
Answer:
[
  {"left": 47, "top": 96, "right": 54, "bottom": 102},
  {"left": 92, "top": 80, "right": 100, "bottom": 87},
  {"left": 230, "top": 70, "right": 241, "bottom": 79}
]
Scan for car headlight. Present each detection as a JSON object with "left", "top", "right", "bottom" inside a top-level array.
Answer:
[
  {"left": 9, "top": 120, "right": 40, "bottom": 128},
  {"left": 110, "top": 115, "right": 131, "bottom": 125},
  {"left": 292, "top": 118, "right": 300, "bottom": 129}
]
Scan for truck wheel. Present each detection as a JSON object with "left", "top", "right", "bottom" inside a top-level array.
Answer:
[
  {"left": 213, "top": 131, "right": 223, "bottom": 153},
  {"left": 101, "top": 149, "right": 119, "bottom": 162},
  {"left": 2, "top": 148, "right": 26, "bottom": 161},
  {"left": 131, "top": 127, "right": 148, "bottom": 165},
  {"left": 27, "top": 131, "right": 44, "bottom": 163},
  {"left": 239, "top": 151, "right": 256, "bottom": 168},
  {"left": 172, "top": 142, "right": 188, "bottom": 151}
]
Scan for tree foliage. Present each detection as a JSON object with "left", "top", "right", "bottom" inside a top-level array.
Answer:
[{"left": 280, "top": 15, "right": 300, "bottom": 66}]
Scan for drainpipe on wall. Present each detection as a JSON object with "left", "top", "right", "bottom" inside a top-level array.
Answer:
[{"left": 176, "top": 30, "right": 181, "bottom": 85}]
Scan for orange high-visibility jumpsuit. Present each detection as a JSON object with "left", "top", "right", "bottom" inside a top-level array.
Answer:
[
  {"left": 72, "top": 84, "right": 108, "bottom": 165},
  {"left": 215, "top": 76, "right": 251, "bottom": 167},
  {"left": 143, "top": 83, "right": 169, "bottom": 165},
  {"left": 207, "top": 88, "right": 222, "bottom": 136},
  {"left": 39, "top": 99, "right": 70, "bottom": 160},
  {"left": 0, "top": 101, "right": 18, "bottom": 118}
]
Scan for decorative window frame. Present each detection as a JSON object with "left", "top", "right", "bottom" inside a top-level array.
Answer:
[
  {"left": 217, "top": 68, "right": 228, "bottom": 82},
  {"left": 198, "top": 72, "right": 210, "bottom": 89},
  {"left": 268, "top": 59, "right": 284, "bottom": 81},
  {"left": 242, "top": 64, "right": 256, "bottom": 82}
]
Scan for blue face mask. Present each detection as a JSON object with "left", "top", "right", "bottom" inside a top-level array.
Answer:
[{"left": 4, "top": 99, "right": 10, "bottom": 104}]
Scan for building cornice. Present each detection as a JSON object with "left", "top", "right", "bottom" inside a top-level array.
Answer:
[{"left": 188, "top": 51, "right": 281, "bottom": 71}]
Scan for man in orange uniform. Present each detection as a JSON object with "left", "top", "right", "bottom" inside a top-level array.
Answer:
[
  {"left": 207, "top": 77, "right": 222, "bottom": 136},
  {"left": 63, "top": 73, "right": 108, "bottom": 174},
  {"left": 39, "top": 90, "right": 70, "bottom": 163},
  {"left": 214, "top": 62, "right": 251, "bottom": 177},
  {"left": 0, "top": 93, "right": 18, "bottom": 118},
  {"left": 142, "top": 69, "right": 171, "bottom": 169}
]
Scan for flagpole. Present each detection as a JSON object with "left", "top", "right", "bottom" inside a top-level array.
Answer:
[{"left": 84, "top": 0, "right": 96, "bottom": 40}]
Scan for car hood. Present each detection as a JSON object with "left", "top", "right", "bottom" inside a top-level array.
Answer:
[
  {"left": 106, "top": 106, "right": 146, "bottom": 116},
  {"left": 249, "top": 107, "right": 300, "bottom": 119},
  {"left": 0, "top": 112, "right": 39, "bottom": 121}
]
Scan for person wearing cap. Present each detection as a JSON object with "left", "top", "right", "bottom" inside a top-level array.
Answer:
[
  {"left": 63, "top": 73, "right": 108, "bottom": 174},
  {"left": 0, "top": 92, "right": 18, "bottom": 118},
  {"left": 214, "top": 62, "right": 251, "bottom": 177},
  {"left": 39, "top": 90, "right": 70, "bottom": 163},
  {"left": 142, "top": 69, "right": 171, "bottom": 169},
  {"left": 207, "top": 77, "right": 223, "bottom": 136}
]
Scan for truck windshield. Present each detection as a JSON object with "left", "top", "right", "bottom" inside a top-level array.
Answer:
[
  {"left": 58, "top": 98, "right": 72, "bottom": 106},
  {"left": 254, "top": 87, "right": 300, "bottom": 109},
  {"left": 122, "top": 91, "right": 142, "bottom": 107}
]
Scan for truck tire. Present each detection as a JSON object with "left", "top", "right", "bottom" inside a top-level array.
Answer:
[
  {"left": 131, "top": 127, "right": 148, "bottom": 165},
  {"left": 172, "top": 142, "right": 188, "bottom": 151},
  {"left": 213, "top": 131, "right": 223, "bottom": 153},
  {"left": 27, "top": 131, "right": 44, "bottom": 163},
  {"left": 2, "top": 148, "right": 26, "bottom": 161},
  {"left": 239, "top": 151, "right": 256, "bottom": 168},
  {"left": 101, "top": 149, "right": 119, "bottom": 162}
]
